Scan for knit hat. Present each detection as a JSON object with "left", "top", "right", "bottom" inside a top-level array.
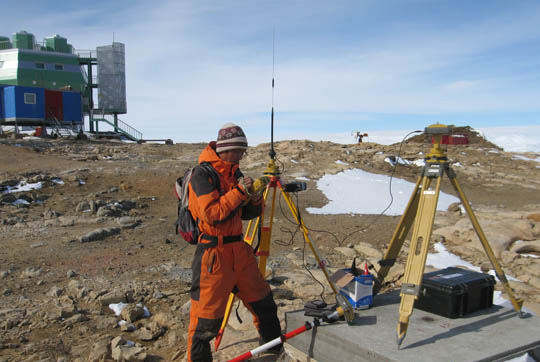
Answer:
[{"left": 216, "top": 123, "right": 248, "bottom": 153}]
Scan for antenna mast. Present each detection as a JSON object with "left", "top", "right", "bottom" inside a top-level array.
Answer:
[{"left": 269, "top": 28, "right": 276, "bottom": 160}]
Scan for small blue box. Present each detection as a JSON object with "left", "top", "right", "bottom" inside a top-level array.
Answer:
[{"left": 331, "top": 268, "right": 374, "bottom": 309}]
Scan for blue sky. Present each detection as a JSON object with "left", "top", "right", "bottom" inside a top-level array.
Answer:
[{"left": 2, "top": 1, "right": 540, "bottom": 144}]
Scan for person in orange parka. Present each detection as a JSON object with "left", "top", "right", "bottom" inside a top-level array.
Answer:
[{"left": 186, "top": 123, "right": 282, "bottom": 362}]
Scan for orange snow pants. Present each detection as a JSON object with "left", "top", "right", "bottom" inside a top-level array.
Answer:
[{"left": 187, "top": 237, "right": 281, "bottom": 362}]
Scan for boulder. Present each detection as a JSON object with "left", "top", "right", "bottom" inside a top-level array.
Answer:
[
  {"left": 353, "top": 242, "right": 384, "bottom": 259},
  {"left": 87, "top": 338, "right": 111, "bottom": 362},
  {"left": 121, "top": 304, "right": 146, "bottom": 323}
]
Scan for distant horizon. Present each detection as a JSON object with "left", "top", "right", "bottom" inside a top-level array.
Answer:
[{"left": 245, "top": 124, "right": 540, "bottom": 154}]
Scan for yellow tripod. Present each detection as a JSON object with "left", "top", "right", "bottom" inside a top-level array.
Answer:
[
  {"left": 214, "top": 158, "right": 354, "bottom": 351},
  {"left": 374, "top": 123, "right": 524, "bottom": 347}
]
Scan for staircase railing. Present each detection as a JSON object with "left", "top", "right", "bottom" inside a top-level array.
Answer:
[
  {"left": 49, "top": 116, "right": 76, "bottom": 137},
  {"left": 92, "top": 116, "right": 142, "bottom": 142}
]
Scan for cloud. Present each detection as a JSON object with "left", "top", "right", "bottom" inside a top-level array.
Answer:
[{"left": 2, "top": 1, "right": 539, "bottom": 141}]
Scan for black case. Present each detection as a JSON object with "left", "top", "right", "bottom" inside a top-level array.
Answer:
[{"left": 415, "top": 267, "right": 496, "bottom": 319}]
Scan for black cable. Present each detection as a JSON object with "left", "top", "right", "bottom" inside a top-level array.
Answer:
[
  {"left": 338, "top": 129, "right": 422, "bottom": 246},
  {"left": 302, "top": 238, "right": 328, "bottom": 303},
  {"left": 274, "top": 188, "right": 329, "bottom": 301}
]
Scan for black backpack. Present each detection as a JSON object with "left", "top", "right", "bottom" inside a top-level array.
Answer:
[{"left": 174, "top": 163, "right": 220, "bottom": 244}]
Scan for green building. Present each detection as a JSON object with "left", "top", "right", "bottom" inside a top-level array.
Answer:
[
  {"left": 0, "top": 31, "right": 87, "bottom": 95},
  {"left": 0, "top": 30, "right": 139, "bottom": 141}
]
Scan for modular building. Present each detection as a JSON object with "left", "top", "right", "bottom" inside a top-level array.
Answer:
[
  {"left": 62, "top": 91, "right": 83, "bottom": 124},
  {"left": 0, "top": 31, "right": 86, "bottom": 94},
  {"left": 0, "top": 85, "right": 4, "bottom": 121},
  {"left": 0, "top": 30, "right": 137, "bottom": 140},
  {"left": 2, "top": 85, "right": 45, "bottom": 124},
  {"left": 0, "top": 85, "right": 82, "bottom": 125}
]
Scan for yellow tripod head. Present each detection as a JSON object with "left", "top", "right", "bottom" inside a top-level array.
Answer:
[
  {"left": 425, "top": 123, "right": 452, "bottom": 162},
  {"left": 263, "top": 158, "right": 281, "bottom": 177}
]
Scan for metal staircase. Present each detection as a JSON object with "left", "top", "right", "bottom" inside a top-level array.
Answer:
[
  {"left": 49, "top": 117, "right": 80, "bottom": 138},
  {"left": 91, "top": 114, "right": 142, "bottom": 142}
]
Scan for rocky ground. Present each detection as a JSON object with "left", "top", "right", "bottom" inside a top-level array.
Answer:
[{"left": 1, "top": 128, "right": 540, "bottom": 362}]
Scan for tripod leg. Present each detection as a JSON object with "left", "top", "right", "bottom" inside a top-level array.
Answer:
[
  {"left": 397, "top": 176, "right": 441, "bottom": 347},
  {"left": 448, "top": 175, "right": 524, "bottom": 315},
  {"left": 278, "top": 182, "right": 355, "bottom": 322},
  {"left": 257, "top": 186, "right": 278, "bottom": 276},
  {"left": 375, "top": 177, "right": 422, "bottom": 295},
  {"left": 278, "top": 182, "right": 339, "bottom": 296},
  {"left": 214, "top": 293, "right": 237, "bottom": 350}
]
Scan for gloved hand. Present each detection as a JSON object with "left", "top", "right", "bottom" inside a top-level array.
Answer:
[
  {"left": 237, "top": 177, "right": 254, "bottom": 196},
  {"left": 238, "top": 176, "right": 270, "bottom": 201},
  {"left": 250, "top": 176, "right": 270, "bottom": 198}
]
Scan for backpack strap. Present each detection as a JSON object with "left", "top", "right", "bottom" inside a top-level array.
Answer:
[{"left": 197, "top": 162, "right": 221, "bottom": 193}]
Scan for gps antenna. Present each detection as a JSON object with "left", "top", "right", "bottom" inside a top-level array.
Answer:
[{"left": 269, "top": 29, "right": 276, "bottom": 160}]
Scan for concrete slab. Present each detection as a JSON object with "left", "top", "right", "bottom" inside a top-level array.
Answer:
[{"left": 285, "top": 291, "right": 540, "bottom": 362}]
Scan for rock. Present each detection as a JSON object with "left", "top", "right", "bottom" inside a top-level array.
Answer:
[
  {"left": 133, "top": 321, "right": 165, "bottom": 341},
  {"left": 335, "top": 247, "right": 357, "bottom": 258},
  {"left": 117, "top": 216, "right": 140, "bottom": 229},
  {"left": 510, "top": 240, "right": 540, "bottom": 255},
  {"left": 65, "top": 313, "right": 90, "bottom": 324},
  {"left": 111, "top": 336, "right": 126, "bottom": 349},
  {"left": 94, "top": 316, "right": 118, "bottom": 330},
  {"left": 152, "top": 290, "right": 165, "bottom": 299},
  {"left": 110, "top": 336, "right": 147, "bottom": 362},
  {"left": 21, "top": 266, "right": 42, "bottom": 278},
  {"left": 75, "top": 201, "right": 90, "bottom": 212},
  {"left": 281, "top": 271, "right": 323, "bottom": 299},
  {"left": 42, "top": 208, "right": 60, "bottom": 219},
  {"left": 120, "top": 304, "right": 146, "bottom": 323},
  {"left": 152, "top": 312, "right": 179, "bottom": 329},
  {"left": 96, "top": 206, "right": 115, "bottom": 217},
  {"left": 79, "top": 227, "right": 121, "bottom": 243},
  {"left": 87, "top": 338, "right": 111, "bottom": 362},
  {"left": 353, "top": 242, "right": 384, "bottom": 259},
  {"left": 58, "top": 216, "right": 76, "bottom": 226},
  {"left": 179, "top": 300, "right": 191, "bottom": 316},
  {"left": 89, "top": 200, "right": 98, "bottom": 213},
  {"left": 447, "top": 202, "right": 462, "bottom": 213},
  {"left": 227, "top": 303, "right": 255, "bottom": 331},
  {"left": 271, "top": 287, "right": 294, "bottom": 300},
  {"left": 168, "top": 330, "right": 184, "bottom": 348},
  {"left": 49, "top": 302, "right": 78, "bottom": 320},
  {"left": 99, "top": 291, "right": 126, "bottom": 306},
  {"left": 47, "top": 286, "right": 64, "bottom": 297},
  {"left": 120, "top": 321, "right": 137, "bottom": 332},
  {"left": 0, "top": 308, "right": 26, "bottom": 329},
  {"left": 67, "top": 280, "right": 88, "bottom": 298},
  {"left": 67, "top": 270, "right": 77, "bottom": 278},
  {"left": 0, "top": 193, "right": 17, "bottom": 204}
]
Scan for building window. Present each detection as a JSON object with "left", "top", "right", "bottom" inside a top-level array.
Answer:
[
  {"left": 54, "top": 64, "right": 63, "bottom": 71},
  {"left": 35, "top": 62, "right": 45, "bottom": 69},
  {"left": 0, "top": 61, "right": 4, "bottom": 68},
  {"left": 24, "top": 93, "right": 36, "bottom": 105}
]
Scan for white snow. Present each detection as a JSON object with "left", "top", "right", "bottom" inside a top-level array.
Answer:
[
  {"left": 2, "top": 181, "right": 43, "bottom": 194},
  {"left": 109, "top": 302, "right": 127, "bottom": 316},
  {"left": 512, "top": 154, "right": 540, "bottom": 164},
  {"left": 306, "top": 168, "right": 459, "bottom": 216}
]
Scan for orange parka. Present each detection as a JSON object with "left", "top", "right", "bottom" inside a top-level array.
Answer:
[{"left": 188, "top": 141, "right": 263, "bottom": 242}]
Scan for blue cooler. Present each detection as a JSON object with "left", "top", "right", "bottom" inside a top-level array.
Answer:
[{"left": 331, "top": 267, "right": 374, "bottom": 309}]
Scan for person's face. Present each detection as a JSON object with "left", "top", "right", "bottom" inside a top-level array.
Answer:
[{"left": 219, "top": 149, "right": 246, "bottom": 164}]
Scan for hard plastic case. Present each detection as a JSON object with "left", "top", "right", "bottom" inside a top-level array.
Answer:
[{"left": 415, "top": 267, "right": 496, "bottom": 318}]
